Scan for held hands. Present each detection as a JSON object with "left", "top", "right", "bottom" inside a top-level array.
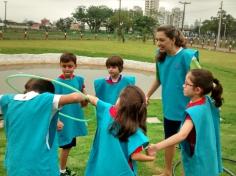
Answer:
[
  {"left": 146, "top": 144, "right": 158, "bottom": 156},
  {"left": 80, "top": 97, "right": 88, "bottom": 107}
]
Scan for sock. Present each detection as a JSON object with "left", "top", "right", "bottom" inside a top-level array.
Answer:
[{"left": 60, "top": 169, "right": 66, "bottom": 173}]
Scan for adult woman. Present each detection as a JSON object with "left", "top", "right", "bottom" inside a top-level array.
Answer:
[{"left": 146, "top": 25, "right": 201, "bottom": 176}]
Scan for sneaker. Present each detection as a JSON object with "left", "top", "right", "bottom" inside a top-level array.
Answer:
[
  {"left": 60, "top": 172, "right": 70, "bottom": 176},
  {"left": 60, "top": 167, "right": 71, "bottom": 176}
]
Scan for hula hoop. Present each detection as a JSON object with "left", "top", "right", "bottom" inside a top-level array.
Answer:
[{"left": 5, "top": 73, "right": 91, "bottom": 122}]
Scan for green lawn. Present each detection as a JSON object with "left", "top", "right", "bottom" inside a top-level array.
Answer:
[{"left": 0, "top": 40, "right": 235, "bottom": 175}]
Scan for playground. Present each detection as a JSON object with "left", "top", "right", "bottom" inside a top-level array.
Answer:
[{"left": 0, "top": 39, "right": 235, "bottom": 175}]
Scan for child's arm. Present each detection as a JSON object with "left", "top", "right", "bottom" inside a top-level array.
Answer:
[
  {"left": 146, "top": 79, "right": 160, "bottom": 104},
  {"left": 86, "top": 94, "right": 99, "bottom": 106},
  {"left": 148, "top": 119, "right": 194, "bottom": 155},
  {"left": 131, "top": 151, "right": 155, "bottom": 161},
  {"left": 58, "top": 92, "right": 88, "bottom": 107}
]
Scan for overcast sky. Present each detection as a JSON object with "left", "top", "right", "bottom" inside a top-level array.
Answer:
[{"left": 1, "top": 0, "right": 235, "bottom": 25}]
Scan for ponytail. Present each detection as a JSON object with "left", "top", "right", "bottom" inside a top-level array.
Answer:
[
  {"left": 211, "top": 78, "right": 223, "bottom": 107},
  {"left": 190, "top": 69, "right": 223, "bottom": 108}
]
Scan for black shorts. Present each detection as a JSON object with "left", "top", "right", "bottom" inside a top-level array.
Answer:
[
  {"left": 60, "top": 138, "right": 76, "bottom": 149},
  {"left": 164, "top": 118, "right": 181, "bottom": 139}
]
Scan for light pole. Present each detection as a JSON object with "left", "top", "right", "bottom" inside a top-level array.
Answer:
[
  {"left": 118, "top": 0, "right": 124, "bottom": 42},
  {"left": 198, "top": 18, "right": 201, "bottom": 36},
  {"left": 216, "top": 1, "right": 223, "bottom": 47},
  {"left": 4, "top": 1, "right": 7, "bottom": 28},
  {"left": 223, "top": 23, "right": 226, "bottom": 39},
  {"left": 179, "top": 1, "right": 191, "bottom": 31},
  {"left": 118, "top": 0, "right": 121, "bottom": 27}
]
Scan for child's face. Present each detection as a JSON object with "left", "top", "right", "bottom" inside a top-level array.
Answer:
[
  {"left": 60, "top": 61, "right": 77, "bottom": 78},
  {"left": 107, "top": 66, "right": 120, "bottom": 78},
  {"left": 183, "top": 73, "right": 195, "bottom": 97}
]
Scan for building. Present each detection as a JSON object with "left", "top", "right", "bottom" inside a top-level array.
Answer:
[
  {"left": 171, "top": 8, "right": 183, "bottom": 29},
  {"left": 158, "top": 7, "right": 183, "bottom": 29},
  {"left": 145, "top": 0, "right": 159, "bottom": 19}
]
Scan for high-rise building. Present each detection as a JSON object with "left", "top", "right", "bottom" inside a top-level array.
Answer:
[
  {"left": 158, "top": 7, "right": 184, "bottom": 29},
  {"left": 145, "top": 0, "right": 159, "bottom": 19}
]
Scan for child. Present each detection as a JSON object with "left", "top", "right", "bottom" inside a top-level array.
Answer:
[
  {"left": 85, "top": 85, "right": 155, "bottom": 176},
  {"left": 54, "top": 52, "right": 88, "bottom": 176},
  {"left": 148, "top": 69, "right": 223, "bottom": 176},
  {"left": 94, "top": 55, "right": 135, "bottom": 104},
  {"left": 0, "top": 78, "right": 87, "bottom": 176}
]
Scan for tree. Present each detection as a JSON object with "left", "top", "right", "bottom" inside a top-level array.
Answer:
[
  {"left": 133, "top": 15, "right": 157, "bottom": 43},
  {"left": 56, "top": 17, "right": 73, "bottom": 32},
  {"left": 73, "top": 5, "right": 113, "bottom": 33},
  {"left": 110, "top": 10, "right": 133, "bottom": 42},
  {"left": 196, "top": 10, "right": 236, "bottom": 39}
]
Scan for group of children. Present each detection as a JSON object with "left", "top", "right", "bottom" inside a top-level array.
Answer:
[{"left": 0, "top": 52, "right": 223, "bottom": 176}]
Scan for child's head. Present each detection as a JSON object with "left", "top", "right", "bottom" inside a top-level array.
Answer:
[
  {"left": 184, "top": 69, "right": 223, "bottom": 107},
  {"left": 60, "top": 52, "right": 77, "bottom": 78},
  {"left": 106, "top": 56, "right": 123, "bottom": 73},
  {"left": 24, "top": 78, "right": 55, "bottom": 94},
  {"left": 111, "top": 85, "right": 147, "bottom": 141}
]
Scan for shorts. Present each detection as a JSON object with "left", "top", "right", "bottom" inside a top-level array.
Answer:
[
  {"left": 60, "top": 138, "right": 76, "bottom": 149},
  {"left": 164, "top": 117, "right": 181, "bottom": 139}
]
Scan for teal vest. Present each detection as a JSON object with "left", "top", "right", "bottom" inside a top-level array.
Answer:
[
  {"left": 181, "top": 96, "right": 222, "bottom": 176},
  {"left": 157, "top": 48, "right": 199, "bottom": 121},
  {"left": 0, "top": 93, "right": 59, "bottom": 176},
  {"left": 94, "top": 76, "right": 135, "bottom": 104},
  {"left": 85, "top": 100, "right": 148, "bottom": 176},
  {"left": 54, "top": 75, "right": 88, "bottom": 146}
]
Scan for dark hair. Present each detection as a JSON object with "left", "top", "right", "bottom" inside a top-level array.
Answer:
[
  {"left": 60, "top": 52, "right": 77, "bottom": 64},
  {"left": 189, "top": 69, "right": 223, "bottom": 107},
  {"left": 155, "top": 25, "right": 187, "bottom": 62},
  {"left": 24, "top": 78, "right": 55, "bottom": 94},
  {"left": 109, "top": 85, "right": 147, "bottom": 141},
  {"left": 106, "top": 56, "right": 123, "bottom": 72}
]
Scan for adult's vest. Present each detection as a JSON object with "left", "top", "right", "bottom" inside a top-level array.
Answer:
[
  {"left": 94, "top": 76, "right": 135, "bottom": 104},
  {"left": 85, "top": 100, "right": 149, "bottom": 176},
  {"left": 181, "top": 96, "right": 222, "bottom": 176},
  {"left": 54, "top": 75, "right": 87, "bottom": 146},
  {"left": 157, "top": 48, "right": 199, "bottom": 121},
  {"left": 0, "top": 93, "right": 59, "bottom": 176}
]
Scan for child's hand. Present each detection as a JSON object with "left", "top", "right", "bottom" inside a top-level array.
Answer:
[
  {"left": 57, "top": 120, "right": 64, "bottom": 131},
  {"left": 146, "top": 144, "right": 157, "bottom": 156}
]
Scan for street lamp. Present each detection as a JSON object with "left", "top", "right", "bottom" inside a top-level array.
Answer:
[
  {"left": 4, "top": 1, "right": 7, "bottom": 28},
  {"left": 179, "top": 1, "right": 191, "bottom": 31},
  {"left": 223, "top": 23, "right": 226, "bottom": 39}
]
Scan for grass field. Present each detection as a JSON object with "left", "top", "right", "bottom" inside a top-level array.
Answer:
[{"left": 0, "top": 40, "right": 235, "bottom": 175}]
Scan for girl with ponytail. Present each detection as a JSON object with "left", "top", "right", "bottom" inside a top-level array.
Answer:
[{"left": 148, "top": 69, "right": 223, "bottom": 176}]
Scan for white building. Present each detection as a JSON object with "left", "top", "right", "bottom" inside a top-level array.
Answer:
[
  {"left": 158, "top": 7, "right": 183, "bottom": 29},
  {"left": 145, "top": 0, "right": 159, "bottom": 19}
]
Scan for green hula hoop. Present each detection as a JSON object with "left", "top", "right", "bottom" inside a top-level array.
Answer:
[{"left": 5, "top": 73, "right": 91, "bottom": 122}]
